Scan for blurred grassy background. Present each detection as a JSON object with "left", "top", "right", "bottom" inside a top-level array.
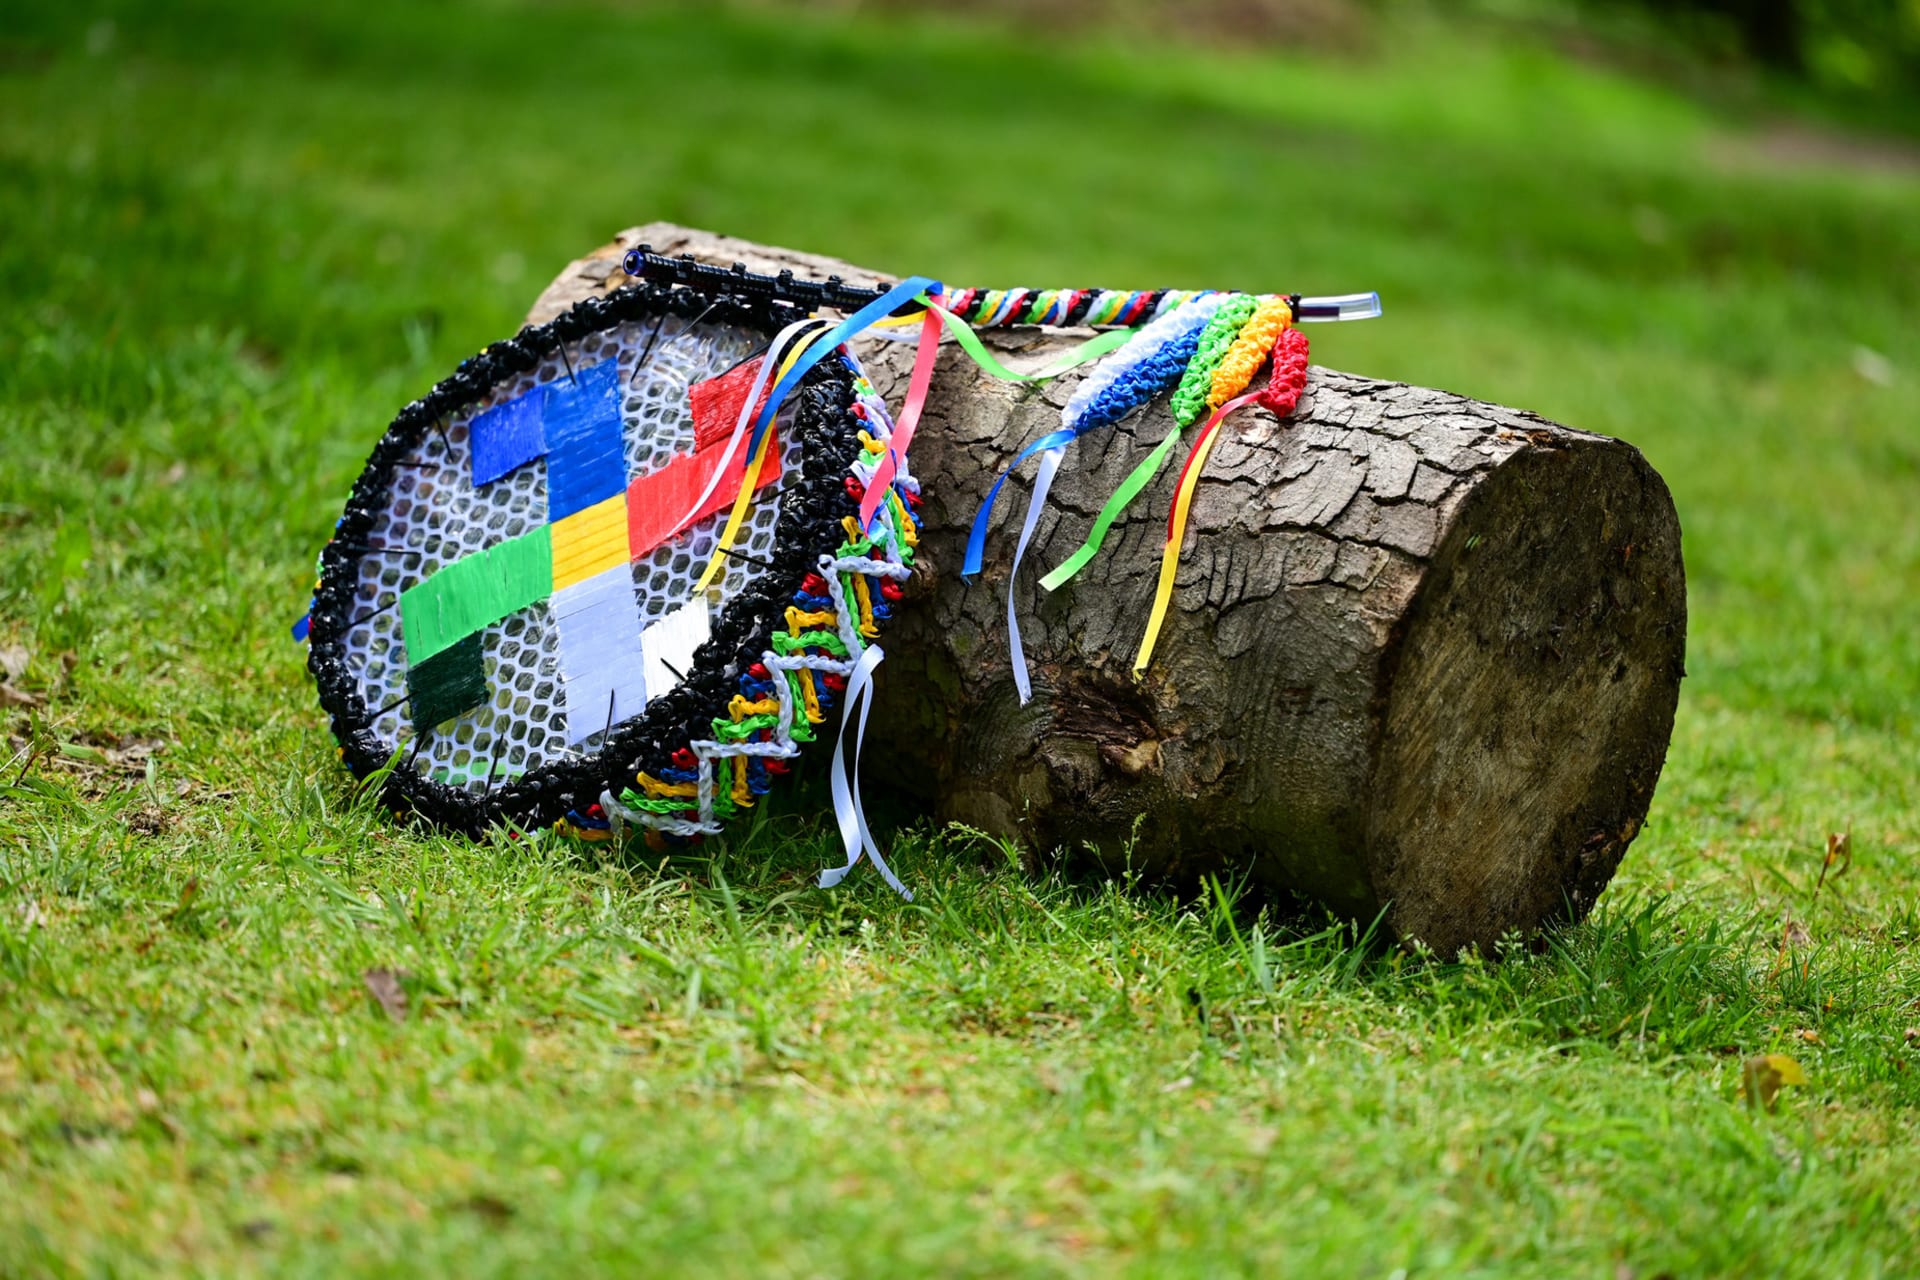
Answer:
[{"left": 1, "top": 0, "right": 1917, "bottom": 1274}]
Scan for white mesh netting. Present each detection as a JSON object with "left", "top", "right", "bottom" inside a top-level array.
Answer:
[{"left": 339, "top": 317, "right": 793, "bottom": 791}]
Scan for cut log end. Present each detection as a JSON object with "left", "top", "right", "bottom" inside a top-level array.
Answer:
[
  {"left": 528, "top": 226, "right": 1688, "bottom": 957},
  {"left": 1367, "top": 439, "right": 1685, "bottom": 954}
]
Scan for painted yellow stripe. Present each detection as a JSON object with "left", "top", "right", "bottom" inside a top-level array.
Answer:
[{"left": 550, "top": 494, "right": 630, "bottom": 591}]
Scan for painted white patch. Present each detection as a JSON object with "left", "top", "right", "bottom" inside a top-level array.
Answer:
[
  {"left": 640, "top": 597, "right": 711, "bottom": 700},
  {"left": 552, "top": 565, "right": 647, "bottom": 744}
]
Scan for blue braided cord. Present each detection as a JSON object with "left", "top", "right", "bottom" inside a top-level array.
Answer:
[
  {"left": 961, "top": 293, "right": 1226, "bottom": 581},
  {"left": 1062, "top": 293, "right": 1224, "bottom": 434}
]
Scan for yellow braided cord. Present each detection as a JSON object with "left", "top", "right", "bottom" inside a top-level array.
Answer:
[
  {"left": 1207, "top": 297, "right": 1293, "bottom": 411},
  {"left": 888, "top": 490, "right": 918, "bottom": 548},
  {"left": 852, "top": 573, "right": 880, "bottom": 638},
  {"left": 785, "top": 605, "right": 836, "bottom": 632},
  {"left": 635, "top": 772, "right": 698, "bottom": 799}
]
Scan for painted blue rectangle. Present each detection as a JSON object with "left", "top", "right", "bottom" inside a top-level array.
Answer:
[
  {"left": 544, "top": 359, "right": 627, "bottom": 521},
  {"left": 469, "top": 386, "right": 548, "bottom": 488}
]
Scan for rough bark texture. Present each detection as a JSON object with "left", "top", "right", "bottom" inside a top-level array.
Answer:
[{"left": 529, "top": 225, "right": 1687, "bottom": 956}]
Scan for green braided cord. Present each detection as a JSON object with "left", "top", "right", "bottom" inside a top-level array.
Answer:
[
  {"left": 1169, "top": 293, "right": 1259, "bottom": 427},
  {"left": 618, "top": 787, "right": 700, "bottom": 817},
  {"left": 772, "top": 629, "right": 849, "bottom": 658},
  {"left": 711, "top": 713, "right": 779, "bottom": 743},
  {"left": 783, "top": 667, "right": 817, "bottom": 741}
]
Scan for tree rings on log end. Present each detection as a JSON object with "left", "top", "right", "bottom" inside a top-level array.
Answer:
[{"left": 1367, "top": 439, "right": 1686, "bottom": 957}]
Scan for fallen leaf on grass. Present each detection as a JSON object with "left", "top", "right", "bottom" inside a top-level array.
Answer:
[
  {"left": 1816, "top": 829, "right": 1853, "bottom": 894},
  {"left": 0, "top": 646, "right": 27, "bottom": 682},
  {"left": 456, "top": 1194, "right": 514, "bottom": 1224},
  {"left": 363, "top": 968, "right": 410, "bottom": 1024},
  {"left": 0, "top": 684, "right": 40, "bottom": 708},
  {"left": 1742, "top": 1053, "right": 1808, "bottom": 1112},
  {"left": 44, "top": 734, "right": 170, "bottom": 795},
  {"left": 165, "top": 875, "right": 199, "bottom": 920},
  {"left": 104, "top": 737, "right": 166, "bottom": 770},
  {"left": 127, "top": 806, "right": 172, "bottom": 837}
]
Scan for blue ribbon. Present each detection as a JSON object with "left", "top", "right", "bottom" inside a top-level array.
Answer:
[
  {"left": 746, "top": 275, "right": 941, "bottom": 464},
  {"left": 960, "top": 298, "right": 1224, "bottom": 582},
  {"left": 960, "top": 427, "right": 1078, "bottom": 579}
]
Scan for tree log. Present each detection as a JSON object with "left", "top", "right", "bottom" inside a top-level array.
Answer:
[{"left": 529, "top": 225, "right": 1687, "bottom": 956}]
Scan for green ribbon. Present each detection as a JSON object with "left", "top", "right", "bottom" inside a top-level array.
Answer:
[
  {"left": 915, "top": 296, "right": 1137, "bottom": 383},
  {"left": 1038, "top": 423, "right": 1186, "bottom": 592}
]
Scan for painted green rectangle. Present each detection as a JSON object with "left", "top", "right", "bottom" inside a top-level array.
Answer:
[
  {"left": 408, "top": 631, "right": 487, "bottom": 730},
  {"left": 489, "top": 523, "right": 553, "bottom": 615},
  {"left": 400, "top": 525, "right": 553, "bottom": 663}
]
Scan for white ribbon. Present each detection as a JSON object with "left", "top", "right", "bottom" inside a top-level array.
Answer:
[
  {"left": 818, "top": 643, "right": 910, "bottom": 900},
  {"left": 670, "top": 317, "right": 827, "bottom": 533},
  {"left": 1007, "top": 445, "right": 1065, "bottom": 705}
]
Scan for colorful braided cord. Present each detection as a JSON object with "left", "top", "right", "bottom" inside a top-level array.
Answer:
[
  {"left": 1208, "top": 296, "right": 1293, "bottom": 411},
  {"left": 1169, "top": 293, "right": 1259, "bottom": 426},
  {"left": 1060, "top": 293, "right": 1223, "bottom": 435},
  {"left": 1261, "top": 325, "right": 1312, "bottom": 415}
]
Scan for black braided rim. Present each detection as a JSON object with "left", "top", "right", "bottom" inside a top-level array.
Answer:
[
  {"left": 307, "top": 284, "right": 865, "bottom": 837},
  {"left": 622, "top": 247, "right": 1309, "bottom": 326}
]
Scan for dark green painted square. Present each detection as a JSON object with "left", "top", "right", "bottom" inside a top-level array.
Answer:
[{"left": 407, "top": 631, "right": 486, "bottom": 731}]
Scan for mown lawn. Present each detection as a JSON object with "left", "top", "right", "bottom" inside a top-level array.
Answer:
[{"left": 1, "top": 1, "right": 1917, "bottom": 1274}]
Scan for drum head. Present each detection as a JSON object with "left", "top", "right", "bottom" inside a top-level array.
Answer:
[{"left": 304, "top": 285, "right": 915, "bottom": 837}]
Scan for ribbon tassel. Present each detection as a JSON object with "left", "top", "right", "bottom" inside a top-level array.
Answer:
[
  {"left": 694, "top": 276, "right": 940, "bottom": 595},
  {"left": 818, "top": 643, "right": 910, "bottom": 899},
  {"left": 1133, "top": 324, "right": 1312, "bottom": 676}
]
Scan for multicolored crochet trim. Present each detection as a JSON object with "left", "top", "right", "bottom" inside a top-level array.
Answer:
[{"left": 597, "top": 364, "right": 919, "bottom": 841}]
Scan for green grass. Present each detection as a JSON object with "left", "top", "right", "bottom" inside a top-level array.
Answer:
[{"left": 2, "top": 1, "right": 1918, "bottom": 1274}]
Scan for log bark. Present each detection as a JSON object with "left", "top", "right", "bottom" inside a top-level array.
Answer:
[{"left": 529, "top": 225, "right": 1687, "bottom": 957}]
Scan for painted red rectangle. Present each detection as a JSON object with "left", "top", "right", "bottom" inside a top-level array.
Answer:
[
  {"left": 626, "top": 433, "right": 783, "bottom": 561},
  {"left": 687, "top": 355, "right": 773, "bottom": 452}
]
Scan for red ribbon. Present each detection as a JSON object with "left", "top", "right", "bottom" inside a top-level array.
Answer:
[{"left": 858, "top": 306, "right": 942, "bottom": 531}]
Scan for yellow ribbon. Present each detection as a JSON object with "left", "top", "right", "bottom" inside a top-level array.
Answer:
[
  {"left": 1131, "top": 392, "right": 1259, "bottom": 677},
  {"left": 692, "top": 325, "right": 835, "bottom": 594}
]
